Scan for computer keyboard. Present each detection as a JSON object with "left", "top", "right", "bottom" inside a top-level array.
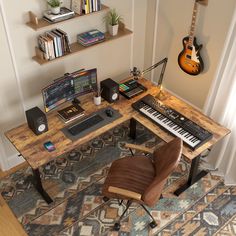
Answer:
[{"left": 68, "top": 114, "right": 104, "bottom": 136}]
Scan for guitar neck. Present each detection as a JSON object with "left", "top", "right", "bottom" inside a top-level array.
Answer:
[{"left": 189, "top": 1, "right": 199, "bottom": 46}]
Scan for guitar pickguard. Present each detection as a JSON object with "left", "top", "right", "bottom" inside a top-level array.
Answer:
[{"left": 190, "top": 45, "right": 200, "bottom": 63}]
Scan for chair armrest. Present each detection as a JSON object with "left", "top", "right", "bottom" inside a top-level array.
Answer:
[
  {"left": 124, "top": 143, "right": 153, "bottom": 154},
  {"left": 108, "top": 186, "right": 142, "bottom": 201}
]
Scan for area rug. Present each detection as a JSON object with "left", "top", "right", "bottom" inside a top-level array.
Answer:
[{"left": 1, "top": 121, "right": 235, "bottom": 236}]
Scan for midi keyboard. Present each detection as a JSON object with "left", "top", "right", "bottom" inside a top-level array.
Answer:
[{"left": 132, "top": 94, "right": 213, "bottom": 150}]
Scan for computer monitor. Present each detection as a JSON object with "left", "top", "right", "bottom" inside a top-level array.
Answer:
[
  {"left": 71, "top": 68, "right": 97, "bottom": 97},
  {"left": 42, "top": 68, "right": 97, "bottom": 112}
]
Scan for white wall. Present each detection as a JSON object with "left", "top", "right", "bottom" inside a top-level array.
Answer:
[
  {"left": 0, "top": 1, "right": 26, "bottom": 170},
  {"left": 145, "top": 0, "right": 236, "bottom": 109},
  {"left": 0, "top": 0, "right": 147, "bottom": 170}
]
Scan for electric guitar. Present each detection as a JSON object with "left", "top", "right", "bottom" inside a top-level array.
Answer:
[{"left": 178, "top": 0, "right": 207, "bottom": 76}]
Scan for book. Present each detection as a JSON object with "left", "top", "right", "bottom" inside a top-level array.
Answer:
[
  {"left": 51, "top": 30, "right": 63, "bottom": 56},
  {"left": 71, "top": 0, "right": 83, "bottom": 15},
  {"left": 46, "top": 32, "right": 59, "bottom": 58},
  {"left": 57, "top": 104, "right": 85, "bottom": 123},
  {"left": 77, "top": 29, "right": 105, "bottom": 45},
  {"left": 43, "top": 7, "right": 75, "bottom": 22},
  {"left": 56, "top": 28, "right": 72, "bottom": 53},
  {"left": 53, "top": 29, "right": 66, "bottom": 55},
  {"left": 38, "top": 35, "right": 49, "bottom": 60},
  {"left": 78, "top": 38, "right": 105, "bottom": 47}
]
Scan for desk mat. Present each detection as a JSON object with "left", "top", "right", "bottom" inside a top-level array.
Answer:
[{"left": 61, "top": 106, "right": 122, "bottom": 141}]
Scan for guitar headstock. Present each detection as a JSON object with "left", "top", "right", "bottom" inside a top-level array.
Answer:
[{"left": 196, "top": 0, "right": 208, "bottom": 6}]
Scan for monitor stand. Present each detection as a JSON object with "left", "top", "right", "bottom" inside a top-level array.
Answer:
[{"left": 72, "top": 98, "right": 80, "bottom": 107}]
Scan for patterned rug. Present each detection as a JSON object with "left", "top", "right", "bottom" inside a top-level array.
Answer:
[{"left": 0, "top": 121, "right": 235, "bottom": 236}]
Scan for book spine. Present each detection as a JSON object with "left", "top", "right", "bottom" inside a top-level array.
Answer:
[
  {"left": 85, "top": 0, "right": 89, "bottom": 14},
  {"left": 97, "top": 0, "right": 101, "bottom": 11},
  {"left": 38, "top": 36, "right": 49, "bottom": 60},
  {"left": 52, "top": 29, "right": 65, "bottom": 55},
  {"left": 55, "top": 28, "right": 71, "bottom": 53},
  {"left": 46, "top": 32, "right": 58, "bottom": 58}
]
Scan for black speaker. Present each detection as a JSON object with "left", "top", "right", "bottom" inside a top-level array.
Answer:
[
  {"left": 100, "top": 78, "right": 119, "bottom": 103},
  {"left": 25, "top": 106, "right": 48, "bottom": 135}
]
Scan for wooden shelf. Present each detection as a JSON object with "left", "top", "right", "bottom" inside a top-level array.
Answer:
[
  {"left": 32, "top": 28, "right": 133, "bottom": 65},
  {"left": 26, "top": 5, "right": 109, "bottom": 31}
]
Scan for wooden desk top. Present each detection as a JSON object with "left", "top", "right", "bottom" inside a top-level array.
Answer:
[{"left": 5, "top": 78, "right": 230, "bottom": 169}]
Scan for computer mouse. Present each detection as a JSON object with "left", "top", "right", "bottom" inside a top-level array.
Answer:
[{"left": 105, "top": 109, "right": 113, "bottom": 117}]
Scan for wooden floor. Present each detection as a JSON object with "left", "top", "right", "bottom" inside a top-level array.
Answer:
[{"left": 0, "top": 163, "right": 28, "bottom": 236}]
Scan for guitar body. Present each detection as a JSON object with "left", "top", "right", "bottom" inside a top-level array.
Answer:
[{"left": 178, "top": 36, "right": 204, "bottom": 76}]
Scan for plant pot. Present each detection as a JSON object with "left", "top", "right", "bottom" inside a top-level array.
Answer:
[
  {"left": 51, "top": 6, "right": 61, "bottom": 14},
  {"left": 108, "top": 24, "right": 119, "bottom": 36}
]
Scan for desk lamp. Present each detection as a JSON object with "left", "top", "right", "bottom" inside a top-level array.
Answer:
[{"left": 131, "top": 57, "right": 168, "bottom": 100}]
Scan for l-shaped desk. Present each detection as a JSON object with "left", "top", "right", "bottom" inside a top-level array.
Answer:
[{"left": 5, "top": 78, "right": 230, "bottom": 204}]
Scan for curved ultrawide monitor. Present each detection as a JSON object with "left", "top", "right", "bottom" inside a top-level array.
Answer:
[{"left": 42, "top": 68, "right": 97, "bottom": 112}]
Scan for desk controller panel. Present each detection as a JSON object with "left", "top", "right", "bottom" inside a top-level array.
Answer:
[{"left": 132, "top": 94, "right": 213, "bottom": 150}]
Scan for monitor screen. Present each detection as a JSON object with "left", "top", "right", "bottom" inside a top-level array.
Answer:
[
  {"left": 71, "top": 68, "right": 97, "bottom": 97},
  {"left": 42, "top": 68, "right": 97, "bottom": 112}
]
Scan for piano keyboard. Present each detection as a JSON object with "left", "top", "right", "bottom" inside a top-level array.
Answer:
[{"left": 132, "top": 94, "right": 213, "bottom": 150}]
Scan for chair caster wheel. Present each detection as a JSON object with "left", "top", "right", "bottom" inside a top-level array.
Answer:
[
  {"left": 103, "top": 196, "right": 109, "bottom": 202},
  {"left": 113, "top": 222, "right": 121, "bottom": 231},
  {"left": 149, "top": 220, "right": 157, "bottom": 228}
]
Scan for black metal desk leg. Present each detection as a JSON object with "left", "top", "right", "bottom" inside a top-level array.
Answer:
[
  {"left": 32, "top": 168, "right": 53, "bottom": 204},
  {"left": 174, "top": 154, "right": 208, "bottom": 196},
  {"left": 129, "top": 118, "right": 137, "bottom": 139}
]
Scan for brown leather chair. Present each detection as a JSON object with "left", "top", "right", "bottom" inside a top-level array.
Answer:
[{"left": 102, "top": 137, "right": 183, "bottom": 231}]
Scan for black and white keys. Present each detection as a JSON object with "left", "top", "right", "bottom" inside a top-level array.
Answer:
[
  {"left": 140, "top": 105, "right": 201, "bottom": 149},
  {"left": 132, "top": 94, "right": 213, "bottom": 150}
]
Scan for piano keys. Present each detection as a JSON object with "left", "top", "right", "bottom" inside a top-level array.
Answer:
[{"left": 132, "top": 94, "right": 213, "bottom": 150}]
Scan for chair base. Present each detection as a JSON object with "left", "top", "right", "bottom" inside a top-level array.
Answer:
[
  {"left": 111, "top": 200, "right": 158, "bottom": 231},
  {"left": 113, "top": 222, "right": 121, "bottom": 231},
  {"left": 103, "top": 196, "right": 109, "bottom": 202},
  {"left": 149, "top": 220, "right": 157, "bottom": 228}
]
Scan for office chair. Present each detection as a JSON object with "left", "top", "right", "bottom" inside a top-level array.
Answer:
[{"left": 102, "top": 137, "right": 183, "bottom": 231}]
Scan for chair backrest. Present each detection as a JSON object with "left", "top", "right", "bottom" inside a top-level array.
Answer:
[{"left": 142, "top": 137, "right": 183, "bottom": 207}]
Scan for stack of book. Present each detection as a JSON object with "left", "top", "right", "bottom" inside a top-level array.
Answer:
[
  {"left": 43, "top": 7, "right": 75, "bottom": 22},
  {"left": 57, "top": 104, "right": 85, "bottom": 123},
  {"left": 38, "top": 28, "right": 71, "bottom": 61},
  {"left": 77, "top": 29, "right": 105, "bottom": 47}
]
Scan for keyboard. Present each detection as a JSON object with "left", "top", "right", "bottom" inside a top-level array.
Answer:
[
  {"left": 132, "top": 94, "right": 213, "bottom": 150},
  {"left": 68, "top": 114, "right": 104, "bottom": 136}
]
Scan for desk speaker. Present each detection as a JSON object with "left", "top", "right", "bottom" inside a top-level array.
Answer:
[
  {"left": 100, "top": 78, "right": 119, "bottom": 103},
  {"left": 25, "top": 107, "right": 48, "bottom": 135}
]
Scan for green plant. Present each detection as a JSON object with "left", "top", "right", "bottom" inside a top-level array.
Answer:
[
  {"left": 104, "top": 9, "right": 123, "bottom": 26},
  {"left": 47, "top": 0, "right": 61, "bottom": 8}
]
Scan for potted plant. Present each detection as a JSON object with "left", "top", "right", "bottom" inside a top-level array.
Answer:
[
  {"left": 104, "top": 9, "right": 123, "bottom": 36},
  {"left": 47, "top": 0, "right": 62, "bottom": 14}
]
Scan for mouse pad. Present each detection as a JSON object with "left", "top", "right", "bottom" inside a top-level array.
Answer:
[{"left": 61, "top": 106, "right": 123, "bottom": 141}]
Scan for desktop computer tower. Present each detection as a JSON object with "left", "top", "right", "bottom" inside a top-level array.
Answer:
[{"left": 100, "top": 78, "right": 119, "bottom": 103}]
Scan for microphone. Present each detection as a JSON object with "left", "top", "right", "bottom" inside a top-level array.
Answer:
[{"left": 130, "top": 67, "right": 141, "bottom": 80}]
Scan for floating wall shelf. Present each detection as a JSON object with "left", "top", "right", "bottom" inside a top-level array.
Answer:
[
  {"left": 26, "top": 4, "right": 109, "bottom": 31},
  {"left": 32, "top": 28, "right": 133, "bottom": 65}
]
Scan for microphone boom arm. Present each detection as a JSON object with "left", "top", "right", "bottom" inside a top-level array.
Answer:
[{"left": 141, "top": 57, "right": 168, "bottom": 86}]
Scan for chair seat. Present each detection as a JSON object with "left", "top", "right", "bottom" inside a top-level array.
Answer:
[{"left": 102, "top": 156, "right": 155, "bottom": 201}]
